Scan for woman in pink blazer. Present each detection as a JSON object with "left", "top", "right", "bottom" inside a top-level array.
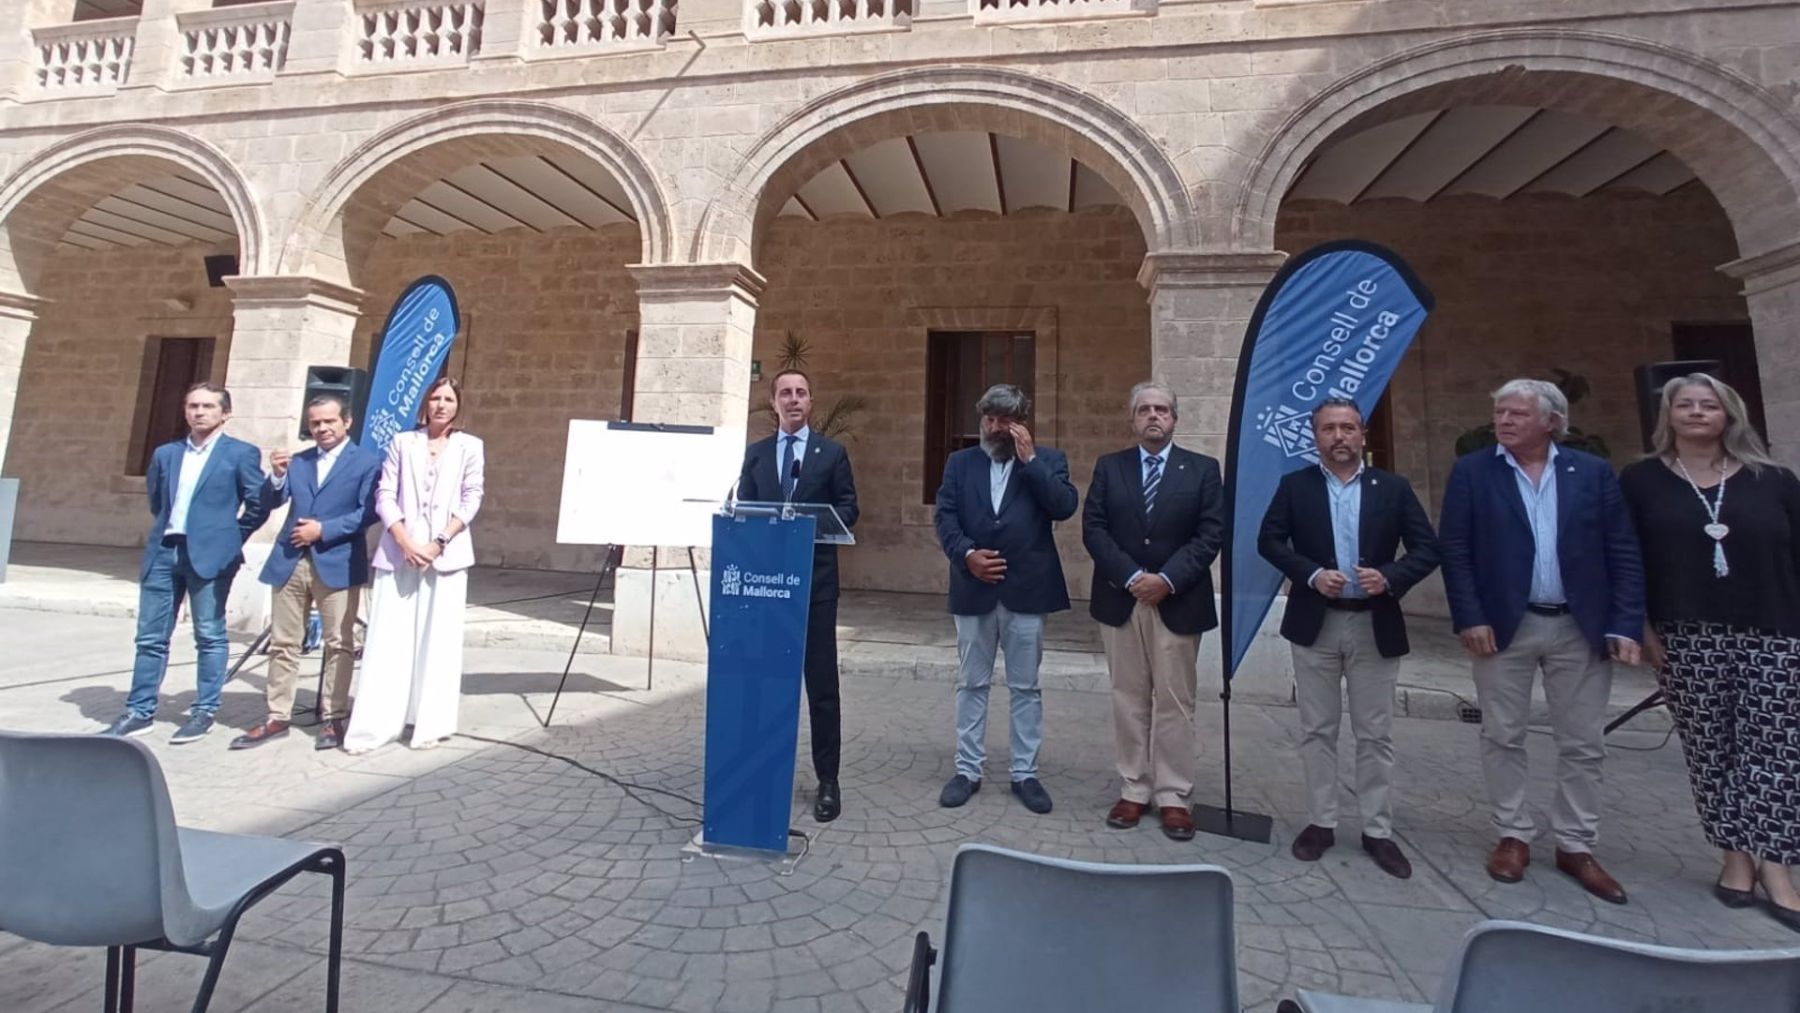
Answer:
[{"left": 345, "top": 377, "right": 484, "bottom": 752}]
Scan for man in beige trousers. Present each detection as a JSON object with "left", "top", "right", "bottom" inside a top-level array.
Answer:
[
  {"left": 231, "top": 395, "right": 381, "bottom": 751},
  {"left": 1082, "top": 382, "right": 1224, "bottom": 841},
  {"left": 1258, "top": 399, "right": 1440, "bottom": 878}
]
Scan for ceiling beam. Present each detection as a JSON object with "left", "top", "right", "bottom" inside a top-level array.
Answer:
[
  {"left": 535, "top": 155, "right": 636, "bottom": 223},
  {"left": 477, "top": 162, "right": 587, "bottom": 229},
  {"left": 1349, "top": 109, "right": 1445, "bottom": 205},
  {"left": 989, "top": 133, "right": 1007, "bottom": 216},
  {"left": 838, "top": 159, "right": 880, "bottom": 219},
  {"left": 132, "top": 184, "right": 238, "bottom": 231},
  {"left": 1501, "top": 126, "right": 1616, "bottom": 200},
  {"left": 1580, "top": 149, "right": 1668, "bottom": 198},
  {"left": 1425, "top": 108, "right": 1544, "bottom": 203},
  {"left": 411, "top": 195, "right": 492, "bottom": 235},
  {"left": 101, "top": 194, "right": 233, "bottom": 241},
  {"left": 791, "top": 190, "right": 819, "bottom": 222},
  {"left": 907, "top": 135, "right": 942, "bottom": 218},
  {"left": 437, "top": 178, "right": 540, "bottom": 233}
]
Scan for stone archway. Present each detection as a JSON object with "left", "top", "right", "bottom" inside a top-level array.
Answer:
[
  {"left": 1233, "top": 28, "right": 1800, "bottom": 256},
  {"left": 696, "top": 64, "right": 1200, "bottom": 266},
  {"left": 279, "top": 99, "right": 674, "bottom": 288},
  {"left": 0, "top": 124, "right": 263, "bottom": 296}
]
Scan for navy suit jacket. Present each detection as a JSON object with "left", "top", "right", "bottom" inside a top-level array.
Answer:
[
  {"left": 1258, "top": 466, "right": 1440, "bottom": 658},
  {"left": 935, "top": 445, "right": 1079, "bottom": 616},
  {"left": 141, "top": 434, "right": 270, "bottom": 581},
  {"left": 1083, "top": 445, "right": 1225, "bottom": 636},
  {"left": 737, "top": 431, "right": 859, "bottom": 603},
  {"left": 1438, "top": 446, "right": 1645, "bottom": 654},
  {"left": 258, "top": 442, "right": 381, "bottom": 591}
]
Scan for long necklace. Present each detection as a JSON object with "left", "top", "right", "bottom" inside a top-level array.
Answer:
[{"left": 1673, "top": 457, "right": 1730, "bottom": 578}]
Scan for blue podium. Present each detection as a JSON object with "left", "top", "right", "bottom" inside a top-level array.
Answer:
[{"left": 698, "top": 501, "right": 849, "bottom": 857}]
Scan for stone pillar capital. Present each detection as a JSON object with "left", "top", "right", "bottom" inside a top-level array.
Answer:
[
  {"left": 1138, "top": 250, "right": 1288, "bottom": 293},
  {"left": 628, "top": 262, "right": 767, "bottom": 303},
  {"left": 224, "top": 275, "right": 365, "bottom": 314},
  {"left": 1720, "top": 240, "right": 1800, "bottom": 297}
]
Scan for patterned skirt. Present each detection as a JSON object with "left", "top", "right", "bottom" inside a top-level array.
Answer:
[{"left": 1656, "top": 620, "right": 1800, "bottom": 864}]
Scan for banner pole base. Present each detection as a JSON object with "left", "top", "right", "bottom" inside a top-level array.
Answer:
[{"left": 1189, "top": 803, "right": 1274, "bottom": 844}]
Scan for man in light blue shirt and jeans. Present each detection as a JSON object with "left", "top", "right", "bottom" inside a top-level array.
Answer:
[{"left": 104, "top": 382, "right": 270, "bottom": 744}]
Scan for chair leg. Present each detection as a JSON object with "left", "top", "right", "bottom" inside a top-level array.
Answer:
[
  {"left": 104, "top": 947, "right": 120, "bottom": 1013},
  {"left": 119, "top": 946, "right": 136, "bottom": 1013},
  {"left": 190, "top": 931, "right": 235, "bottom": 1013},
  {"left": 325, "top": 851, "right": 345, "bottom": 1013}
]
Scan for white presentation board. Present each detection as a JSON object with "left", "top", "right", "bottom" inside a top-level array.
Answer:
[{"left": 556, "top": 420, "right": 746, "bottom": 547}]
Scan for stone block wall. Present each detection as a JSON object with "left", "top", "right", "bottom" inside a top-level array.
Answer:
[
  {"left": 8, "top": 244, "right": 235, "bottom": 547},
  {"left": 347, "top": 225, "right": 643, "bottom": 572},
  {"left": 754, "top": 205, "right": 1153, "bottom": 597}
]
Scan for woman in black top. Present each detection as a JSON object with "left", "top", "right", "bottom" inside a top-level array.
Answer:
[{"left": 1620, "top": 373, "right": 1800, "bottom": 932}]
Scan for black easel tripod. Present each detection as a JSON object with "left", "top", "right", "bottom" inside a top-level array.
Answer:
[{"left": 542, "top": 543, "right": 709, "bottom": 727}]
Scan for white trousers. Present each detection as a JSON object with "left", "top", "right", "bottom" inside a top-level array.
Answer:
[{"left": 345, "top": 566, "right": 467, "bottom": 749}]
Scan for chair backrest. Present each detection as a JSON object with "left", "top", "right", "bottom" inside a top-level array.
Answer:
[
  {"left": 934, "top": 843, "right": 1238, "bottom": 1013},
  {"left": 1441, "top": 920, "right": 1800, "bottom": 1013},
  {"left": 0, "top": 730, "right": 189, "bottom": 947}
]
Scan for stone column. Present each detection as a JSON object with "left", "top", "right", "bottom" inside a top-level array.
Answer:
[
  {"left": 1722, "top": 240, "right": 1800, "bottom": 469},
  {"left": 0, "top": 291, "right": 43, "bottom": 478},
  {"left": 610, "top": 262, "right": 763, "bottom": 663},
  {"left": 220, "top": 275, "right": 364, "bottom": 630},
  {"left": 1139, "top": 249, "right": 1295, "bottom": 703}
]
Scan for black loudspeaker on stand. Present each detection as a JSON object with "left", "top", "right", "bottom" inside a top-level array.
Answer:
[{"left": 299, "top": 366, "right": 372, "bottom": 442}]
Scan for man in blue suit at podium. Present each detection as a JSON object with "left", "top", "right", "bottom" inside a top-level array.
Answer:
[
  {"left": 934, "top": 383, "right": 1079, "bottom": 815},
  {"left": 232, "top": 394, "right": 380, "bottom": 752},
  {"left": 737, "top": 369, "right": 860, "bottom": 822}
]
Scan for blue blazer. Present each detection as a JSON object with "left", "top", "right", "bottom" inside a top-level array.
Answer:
[
  {"left": 258, "top": 442, "right": 381, "bottom": 591},
  {"left": 1438, "top": 446, "right": 1645, "bottom": 654},
  {"left": 141, "top": 434, "right": 270, "bottom": 581},
  {"left": 934, "top": 445, "right": 1079, "bottom": 616}
]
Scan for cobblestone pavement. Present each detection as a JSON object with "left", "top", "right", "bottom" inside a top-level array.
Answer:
[{"left": 2, "top": 608, "right": 1793, "bottom": 1012}]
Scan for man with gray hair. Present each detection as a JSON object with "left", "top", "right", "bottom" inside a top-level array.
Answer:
[
  {"left": 934, "top": 383, "right": 1079, "bottom": 815},
  {"left": 1083, "top": 381, "right": 1223, "bottom": 841},
  {"left": 1439, "top": 377, "right": 1645, "bottom": 904}
]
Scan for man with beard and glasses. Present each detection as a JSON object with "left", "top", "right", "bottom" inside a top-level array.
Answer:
[
  {"left": 1259, "top": 398, "right": 1440, "bottom": 877},
  {"left": 1082, "top": 381, "right": 1224, "bottom": 841},
  {"left": 933, "top": 383, "right": 1078, "bottom": 815}
]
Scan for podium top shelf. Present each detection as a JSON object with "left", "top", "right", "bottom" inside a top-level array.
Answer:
[{"left": 720, "top": 500, "right": 855, "bottom": 545}]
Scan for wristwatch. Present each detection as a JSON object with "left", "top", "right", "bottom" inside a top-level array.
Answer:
[{"left": 433, "top": 533, "right": 451, "bottom": 548}]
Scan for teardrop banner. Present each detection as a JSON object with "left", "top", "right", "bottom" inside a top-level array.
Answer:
[
  {"left": 358, "top": 275, "right": 462, "bottom": 452},
  {"left": 1204, "top": 240, "right": 1434, "bottom": 843}
]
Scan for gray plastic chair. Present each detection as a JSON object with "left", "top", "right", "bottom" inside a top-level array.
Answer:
[
  {"left": 0, "top": 729, "right": 345, "bottom": 1013},
  {"left": 903, "top": 842, "right": 1238, "bottom": 1013},
  {"left": 1280, "top": 919, "right": 1800, "bottom": 1013}
]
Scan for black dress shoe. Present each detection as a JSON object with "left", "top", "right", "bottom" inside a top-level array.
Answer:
[
  {"left": 1011, "top": 778, "right": 1052, "bottom": 814},
  {"left": 1362, "top": 835, "right": 1413, "bottom": 879},
  {"left": 315, "top": 719, "right": 346, "bottom": 751},
  {"left": 814, "top": 780, "right": 841, "bottom": 823},
  {"left": 939, "top": 774, "right": 981, "bottom": 808},
  {"left": 1290, "top": 824, "right": 1335, "bottom": 862},
  {"left": 1756, "top": 881, "right": 1800, "bottom": 933}
]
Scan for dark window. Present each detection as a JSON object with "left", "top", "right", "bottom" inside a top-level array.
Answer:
[
  {"left": 1672, "top": 321, "right": 1766, "bottom": 441},
  {"left": 620, "top": 329, "right": 639, "bottom": 422},
  {"left": 1362, "top": 393, "right": 1394, "bottom": 473},
  {"left": 128, "top": 337, "right": 215, "bottom": 476},
  {"left": 924, "top": 330, "right": 1035, "bottom": 503}
]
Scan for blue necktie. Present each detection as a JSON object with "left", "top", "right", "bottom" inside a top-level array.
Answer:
[
  {"left": 1144, "top": 455, "right": 1162, "bottom": 514},
  {"left": 781, "top": 435, "right": 798, "bottom": 499}
]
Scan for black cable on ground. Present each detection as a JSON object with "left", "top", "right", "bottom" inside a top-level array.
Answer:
[{"left": 458, "top": 732, "right": 703, "bottom": 826}]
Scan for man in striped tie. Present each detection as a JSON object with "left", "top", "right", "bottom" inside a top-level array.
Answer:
[{"left": 1081, "top": 381, "right": 1224, "bottom": 841}]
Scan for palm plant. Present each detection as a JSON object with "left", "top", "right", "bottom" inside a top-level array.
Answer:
[{"left": 754, "top": 331, "right": 865, "bottom": 439}]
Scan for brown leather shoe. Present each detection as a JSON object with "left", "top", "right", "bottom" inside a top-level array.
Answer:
[
  {"left": 1487, "top": 837, "right": 1531, "bottom": 883},
  {"left": 1290, "top": 824, "right": 1336, "bottom": 862},
  {"left": 229, "top": 718, "right": 290, "bottom": 751},
  {"left": 1106, "top": 798, "right": 1147, "bottom": 829},
  {"left": 1556, "top": 850, "right": 1628, "bottom": 905},
  {"left": 315, "top": 719, "right": 346, "bottom": 751},
  {"left": 1362, "top": 835, "right": 1413, "bottom": 879},
  {"left": 1159, "top": 806, "right": 1196, "bottom": 842}
]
